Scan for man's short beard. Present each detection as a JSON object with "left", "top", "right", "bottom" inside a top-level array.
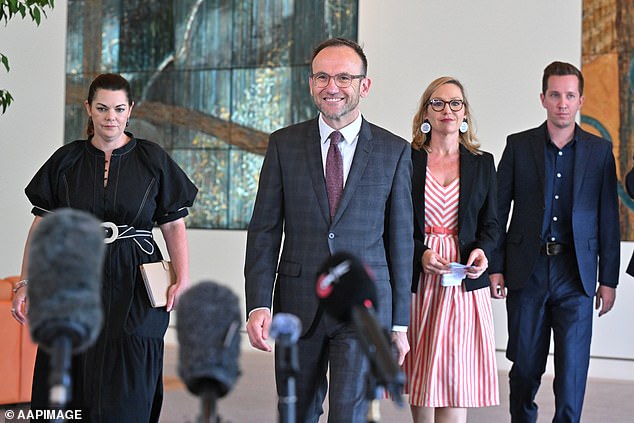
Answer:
[{"left": 315, "top": 97, "right": 360, "bottom": 122}]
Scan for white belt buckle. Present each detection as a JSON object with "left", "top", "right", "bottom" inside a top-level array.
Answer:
[{"left": 101, "top": 221, "right": 119, "bottom": 244}]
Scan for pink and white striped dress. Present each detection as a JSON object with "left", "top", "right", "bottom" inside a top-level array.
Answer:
[{"left": 404, "top": 167, "right": 499, "bottom": 407}]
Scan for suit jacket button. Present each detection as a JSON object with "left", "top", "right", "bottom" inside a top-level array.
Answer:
[{"left": 328, "top": 233, "right": 335, "bottom": 239}]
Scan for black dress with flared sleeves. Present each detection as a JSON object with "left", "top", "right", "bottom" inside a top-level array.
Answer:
[{"left": 26, "top": 134, "right": 197, "bottom": 422}]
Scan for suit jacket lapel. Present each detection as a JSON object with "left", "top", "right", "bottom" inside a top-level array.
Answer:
[
  {"left": 331, "top": 119, "right": 373, "bottom": 225},
  {"left": 411, "top": 147, "right": 427, "bottom": 234},
  {"left": 304, "top": 118, "right": 331, "bottom": 224},
  {"left": 573, "top": 128, "right": 593, "bottom": 200},
  {"left": 458, "top": 145, "right": 475, "bottom": 241}
]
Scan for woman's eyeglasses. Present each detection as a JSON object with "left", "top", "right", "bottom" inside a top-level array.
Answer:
[{"left": 428, "top": 98, "right": 464, "bottom": 112}]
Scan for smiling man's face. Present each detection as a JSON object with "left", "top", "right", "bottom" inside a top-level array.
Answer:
[{"left": 309, "top": 45, "right": 371, "bottom": 129}]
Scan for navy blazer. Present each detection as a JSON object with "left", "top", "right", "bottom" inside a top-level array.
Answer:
[
  {"left": 245, "top": 116, "right": 414, "bottom": 333},
  {"left": 490, "top": 122, "right": 620, "bottom": 295},
  {"left": 411, "top": 144, "right": 499, "bottom": 292}
]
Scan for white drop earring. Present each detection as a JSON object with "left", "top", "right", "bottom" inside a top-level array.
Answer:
[
  {"left": 421, "top": 119, "right": 431, "bottom": 134},
  {"left": 459, "top": 118, "right": 468, "bottom": 133}
]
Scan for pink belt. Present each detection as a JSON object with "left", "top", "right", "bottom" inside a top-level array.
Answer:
[{"left": 424, "top": 225, "right": 458, "bottom": 235}]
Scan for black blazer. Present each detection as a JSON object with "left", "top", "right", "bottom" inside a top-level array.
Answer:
[{"left": 411, "top": 144, "right": 498, "bottom": 292}]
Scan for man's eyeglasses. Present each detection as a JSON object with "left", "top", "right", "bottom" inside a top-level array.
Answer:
[
  {"left": 428, "top": 98, "right": 464, "bottom": 112},
  {"left": 310, "top": 72, "right": 365, "bottom": 88}
]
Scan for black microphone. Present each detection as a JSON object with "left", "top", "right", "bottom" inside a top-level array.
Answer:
[
  {"left": 315, "top": 251, "right": 405, "bottom": 404},
  {"left": 315, "top": 251, "right": 378, "bottom": 322},
  {"left": 270, "top": 313, "right": 301, "bottom": 423},
  {"left": 176, "top": 281, "right": 241, "bottom": 423},
  {"left": 27, "top": 208, "right": 105, "bottom": 409}
]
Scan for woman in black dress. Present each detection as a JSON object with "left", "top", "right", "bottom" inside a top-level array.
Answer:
[{"left": 11, "top": 73, "right": 198, "bottom": 422}]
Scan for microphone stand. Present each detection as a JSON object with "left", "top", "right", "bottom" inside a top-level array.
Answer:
[
  {"left": 365, "top": 371, "right": 382, "bottom": 423},
  {"left": 48, "top": 337, "right": 72, "bottom": 404},
  {"left": 350, "top": 307, "right": 406, "bottom": 423},
  {"left": 199, "top": 387, "right": 218, "bottom": 423},
  {"left": 277, "top": 336, "right": 299, "bottom": 423},
  {"left": 39, "top": 322, "right": 86, "bottom": 423}
]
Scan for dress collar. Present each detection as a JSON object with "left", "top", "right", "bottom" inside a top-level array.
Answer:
[{"left": 86, "top": 131, "right": 137, "bottom": 156}]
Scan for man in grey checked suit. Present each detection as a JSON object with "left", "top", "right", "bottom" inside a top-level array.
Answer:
[{"left": 244, "top": 38, "right": 414, "bottom": 422}]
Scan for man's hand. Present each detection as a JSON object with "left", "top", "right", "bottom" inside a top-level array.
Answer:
[
  {"left": 246, "top": 309, "right": 273, "bottom": 352},
  {"left": 595, "top": 285, "right": 616, "bottom": 317},
  {"left": 391, "top": 331, "right": 410, "bottom": 366},
  {"left": 490, "top": 273, "right": 506, "bottom": 299}
]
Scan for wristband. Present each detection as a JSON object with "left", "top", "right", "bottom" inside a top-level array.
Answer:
[{"left": 12, "top": 279, "right": 28, "bottom": 293}]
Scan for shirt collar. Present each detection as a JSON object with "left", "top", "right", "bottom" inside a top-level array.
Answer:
[
  {"left": 318, "top": 113, "right": 363, "bottom": 145},
  {"left": 543, "top": 123, "right": 579, "bottom": 149},
  {"left": 546, "top": 135, "right": 577, "bottom": 150}
]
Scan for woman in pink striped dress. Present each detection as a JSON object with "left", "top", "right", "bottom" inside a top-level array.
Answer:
[{"left": 404, "top": 77, "right": 500, "bottom": 422}]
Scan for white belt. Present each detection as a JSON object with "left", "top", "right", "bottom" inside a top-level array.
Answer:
[{"left": 101, "top": 222, "right": 154, "bottom": 254}]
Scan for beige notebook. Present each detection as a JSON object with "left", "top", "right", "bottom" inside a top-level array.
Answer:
[{"left": 139, "top": 260, "right": 176, "bottom": 308}]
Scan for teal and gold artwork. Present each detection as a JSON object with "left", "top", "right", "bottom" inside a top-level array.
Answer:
[{"left": 65, "top": 0, "right": 358, "bottom": 229}]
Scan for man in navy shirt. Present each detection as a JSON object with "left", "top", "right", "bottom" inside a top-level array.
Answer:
[{"left": 490, "top": 61, "right": 620, "bottom": 423}]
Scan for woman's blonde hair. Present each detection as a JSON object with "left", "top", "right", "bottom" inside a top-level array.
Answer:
[{"left": 411, "top": 76, "right": 480, "bottom": 154}]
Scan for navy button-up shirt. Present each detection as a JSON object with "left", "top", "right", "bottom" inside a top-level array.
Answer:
[{"left": 542, "top": 136, "right": 576, "bottom": 246}]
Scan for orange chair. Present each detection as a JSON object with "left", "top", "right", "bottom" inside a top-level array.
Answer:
[{"left": 0, "top": 276, "right": 37, "bottom": 405}]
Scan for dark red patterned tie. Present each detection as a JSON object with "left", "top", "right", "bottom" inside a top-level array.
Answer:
[{"left": 326, "top": 131, "right": 343, "bottom": 220}]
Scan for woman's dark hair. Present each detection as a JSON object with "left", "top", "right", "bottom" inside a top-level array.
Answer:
[{"left": 85, "top": 73, "right": 133, "bottom": 137}]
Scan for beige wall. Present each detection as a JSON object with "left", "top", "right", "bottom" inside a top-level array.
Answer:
[
  {"left": 0, "top": 2, "right": 68, "bottom": 270},
  {"left": 1, "top": 0, "right": 632, "bottom": 379}
]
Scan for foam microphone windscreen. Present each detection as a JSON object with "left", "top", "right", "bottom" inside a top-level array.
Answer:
[
  {"left": 315, "top": 251, "right": 378, "bottom": 322},
  {"left": 27, "top": 208, "right": 105, "bottom": 353},
  {"left": 176, "top": 281, "right": 241, "bottom": 398},
  {"left": 270, "top": 313, "right": 302, "bottom": 347}
]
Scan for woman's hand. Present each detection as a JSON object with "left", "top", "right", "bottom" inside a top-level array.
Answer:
[
  {"left": 166, "top": 281, "right": 187, "bottom": 312},
  {"left": 11, "top": 286, "right": 28, "bottom": 325},
  {"left": 160, "top": 218, "right": 190, "bottom": 312},
  {"left": 422, "top": 249, "right": 450, "bottom": 275},
  {"left": 465, "top": 248, "right": 488, "bottom": 279}
]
